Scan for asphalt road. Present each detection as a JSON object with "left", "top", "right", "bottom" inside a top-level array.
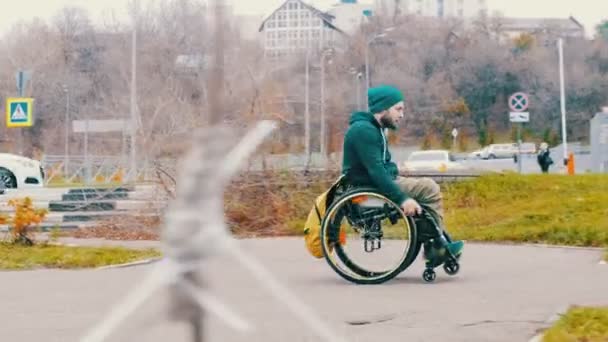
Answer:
[{"left": 1, "top": 238, "right": 606, "bottom": 342}]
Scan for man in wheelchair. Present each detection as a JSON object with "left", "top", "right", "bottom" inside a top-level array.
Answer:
[{"left": 341, "top": 85, "right": 464, "bottom": 267}]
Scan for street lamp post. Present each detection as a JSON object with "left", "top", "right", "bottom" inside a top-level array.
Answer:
[
  {"left": 305, "top": 47, "right": 310, "bottom": 165},
  {"left": 558, "top": 38, "right": 568, "bottom": 166},
  {"left": 365, "top": 40, "right": 371, "bottom": 109},
  {"left": 348, "top": 67, "right": 362, "bottom": 109},
  {"left": 63, "top": 85, "right": 69, "bottom": 177},
  {"left": 320, "top": 49, "right": 333, "bottom": 159},
  {"left": 129, "top": 0, "right": 139, "bottom": 183},
  {"left": 364, "top": 27, "right": 395, "bottom": 110}
]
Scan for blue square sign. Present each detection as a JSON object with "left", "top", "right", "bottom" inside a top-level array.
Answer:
[{"left": 6, "top": 97, "right": 34, "bottom": 127}]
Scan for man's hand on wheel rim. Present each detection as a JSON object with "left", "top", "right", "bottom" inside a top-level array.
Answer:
[{"left": 401, "top": 198, "right": 422, "bottom": 216}]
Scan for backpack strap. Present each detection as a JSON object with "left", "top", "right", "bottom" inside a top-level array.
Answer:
[{"left": 314, "top": 204, "right": 322, "bottom": 221}]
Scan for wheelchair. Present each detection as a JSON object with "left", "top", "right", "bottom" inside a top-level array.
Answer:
[{"left": 319, "top": 180, "right": 461, "bottom": 285}]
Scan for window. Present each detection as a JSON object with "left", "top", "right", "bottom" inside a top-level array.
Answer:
[{"left": 437, "top": 0, "right": 444, "bottom": 17}]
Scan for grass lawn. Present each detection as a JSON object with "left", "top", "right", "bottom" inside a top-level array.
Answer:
[
  {"left": 0, "top": 243, "right": 161, "bottom": 270},
  {"left": 245, "top": 173, "right": 608, "bottom": 251},
  {"left": 542, "top": 306, "right": 608, "bottom": 342},
  {"left": 442, "top": 174, "right": 608, "bottom": 248}
]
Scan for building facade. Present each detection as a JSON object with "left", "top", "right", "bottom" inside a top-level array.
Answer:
[
  {"left": 257, "top": 0, "right": 493, "bottom": 59},
  {"left": 325, "top": 1, "right": 373, "bottom": 34},
  {"left": 258, "top": 0, "right": 346, "bottom": 59}
]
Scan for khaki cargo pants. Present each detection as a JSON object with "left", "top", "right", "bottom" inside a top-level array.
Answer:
[{"left": 396, "top": 177, "right": 445, "bottom": 230}]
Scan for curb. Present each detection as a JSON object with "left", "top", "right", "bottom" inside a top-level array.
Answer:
[
  {"left": 528, "top": 306, "right": 569, "bottom": 342},
  {"left": 459, "top": 241, "right": 605, "bottom": 252},
  {"left": 521, "top": 243, "right": 605, "bottom": 251},
  {"left": 96, "top": 257, "right": 162, "bottom": 270}
]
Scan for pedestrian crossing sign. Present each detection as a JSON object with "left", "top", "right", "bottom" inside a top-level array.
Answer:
[{"left": 6, "top": 97, "right": 34, "bottom": 127}]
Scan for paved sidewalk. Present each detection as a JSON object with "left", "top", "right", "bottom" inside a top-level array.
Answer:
[{"left": 0, "top": 238, "right": 606, "bottom": 342}]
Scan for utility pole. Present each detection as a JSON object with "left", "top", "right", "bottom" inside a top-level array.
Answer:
[
  {"left": 16, "top": 71, "right": 25, "bottom": 155},
  {"left": 207, "top": 0, "right": 225, "bottom": 126},
  {"left": 365, "top": 41, "right": 370, "bottom": 110},
  {"left": 63, "top": 85, "right": 69, "bottom": 177},
  {"left": 320, "top": 54, "right": 325, "bottom": 158},
  {"left": 305, "top": 46, "right": 311, "bottom": 166},
  {"left": 355, "top": 73, "right": 362, "bottom": 109},
  {"left": 129, "top": 0, "right": 139, "bottom": 183},
  {"left": 558, "top": 38, "right": 568, "bottom": 166},
  {"left": 84, "top": 110, "right": 91, "bottom": 184}
]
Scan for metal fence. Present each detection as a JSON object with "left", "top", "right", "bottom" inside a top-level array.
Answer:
[{"left": 40, "top": 155, "right": 154, "bottom": 185}]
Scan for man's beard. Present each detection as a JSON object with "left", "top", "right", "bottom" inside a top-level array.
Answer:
[{"left": 380, "top": 115, "right": 398, "bottom": 130}]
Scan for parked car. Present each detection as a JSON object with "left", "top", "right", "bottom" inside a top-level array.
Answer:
[
  {"left": 480, "top": 144, "right": 516, "bottom": 159},
  {"left": 0, "top": 153, "right": 44, "bottom": 189},
  {"left": 468, "top": 148, "right": 486, "bottom": 159},
  {"left": 480, "top": 143, "right": 537, "bottom": 159},
  {"left": 401, "top": 150, "right": 464, "bottom": 172},
  {"left": 517, "top": 142, "right": 537, "bottom": 154}
]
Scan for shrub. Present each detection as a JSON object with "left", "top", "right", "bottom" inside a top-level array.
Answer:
[{"left": 5, "top": 197, "right": 48, "bottom": 246}]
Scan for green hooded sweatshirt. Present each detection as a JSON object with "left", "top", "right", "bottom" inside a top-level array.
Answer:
[{"left": 341, "top": 111, "right": 408, "bottom": 205}]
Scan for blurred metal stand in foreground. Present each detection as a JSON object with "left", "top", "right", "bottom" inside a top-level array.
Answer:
[
  {"left": 80, "top": 0, "right": 345, "bottom": 339},
  {"left": 78, "top": 121, "right": 346, "bottom": 342}
]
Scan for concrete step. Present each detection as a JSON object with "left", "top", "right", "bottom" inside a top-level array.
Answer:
[
  {"left": 0, "top": 201, "right": 51, "bottom": 211},
  {"left": 48, "top": 201, "right": 164, "bottom": 212},
  {"left": 62, "top": 192, "right": 129, "bottom": 201},
  {"left": 67, "top": 187, "right": 133, "bottom": 194},
  {"left": 0, "top": 188, "right": 68, "bottom": 201},
  {"left": 40, "top": 211, "right": 160, "bottom": 223},
  {"left": 49, "top": 201, "right": 116, "bottom": 212},
  {"left": 0, "top": 222, "right": 89, "bottom": 232},
  {"left": 0, "top": 200, "right": 165, "bottom": 213}
]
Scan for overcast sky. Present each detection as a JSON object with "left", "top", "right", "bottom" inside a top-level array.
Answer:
[{"left": 0, "top": 0, "right": 605, "bottom": 37}]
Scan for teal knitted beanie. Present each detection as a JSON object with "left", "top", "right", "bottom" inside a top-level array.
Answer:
[{"left": 368, "top": 85, "right": 404, "bottom": 114}]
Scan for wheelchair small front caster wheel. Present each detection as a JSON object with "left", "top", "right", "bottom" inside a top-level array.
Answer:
[
  {"left": 422, "top": 269, "right": 436, "bottom": 283},
  {"left": 443, "top": 260, "right": 460, "bottom": 276}
]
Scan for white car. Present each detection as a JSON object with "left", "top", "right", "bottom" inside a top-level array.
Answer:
[
  {"left": 401, "top": 150, "right": 464, "bottom": 173},
  {"left": 0, "top": 153, "right": 45, "bottom": 189},
  {"left": 479, "top": 143, "right": 537, "bottom": 159},
  {"left": 468, "top": 148, "right": 485, "bottom": 159},
  {"left": 480, "top": 144, "right": 517, "bottom": 159}
]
